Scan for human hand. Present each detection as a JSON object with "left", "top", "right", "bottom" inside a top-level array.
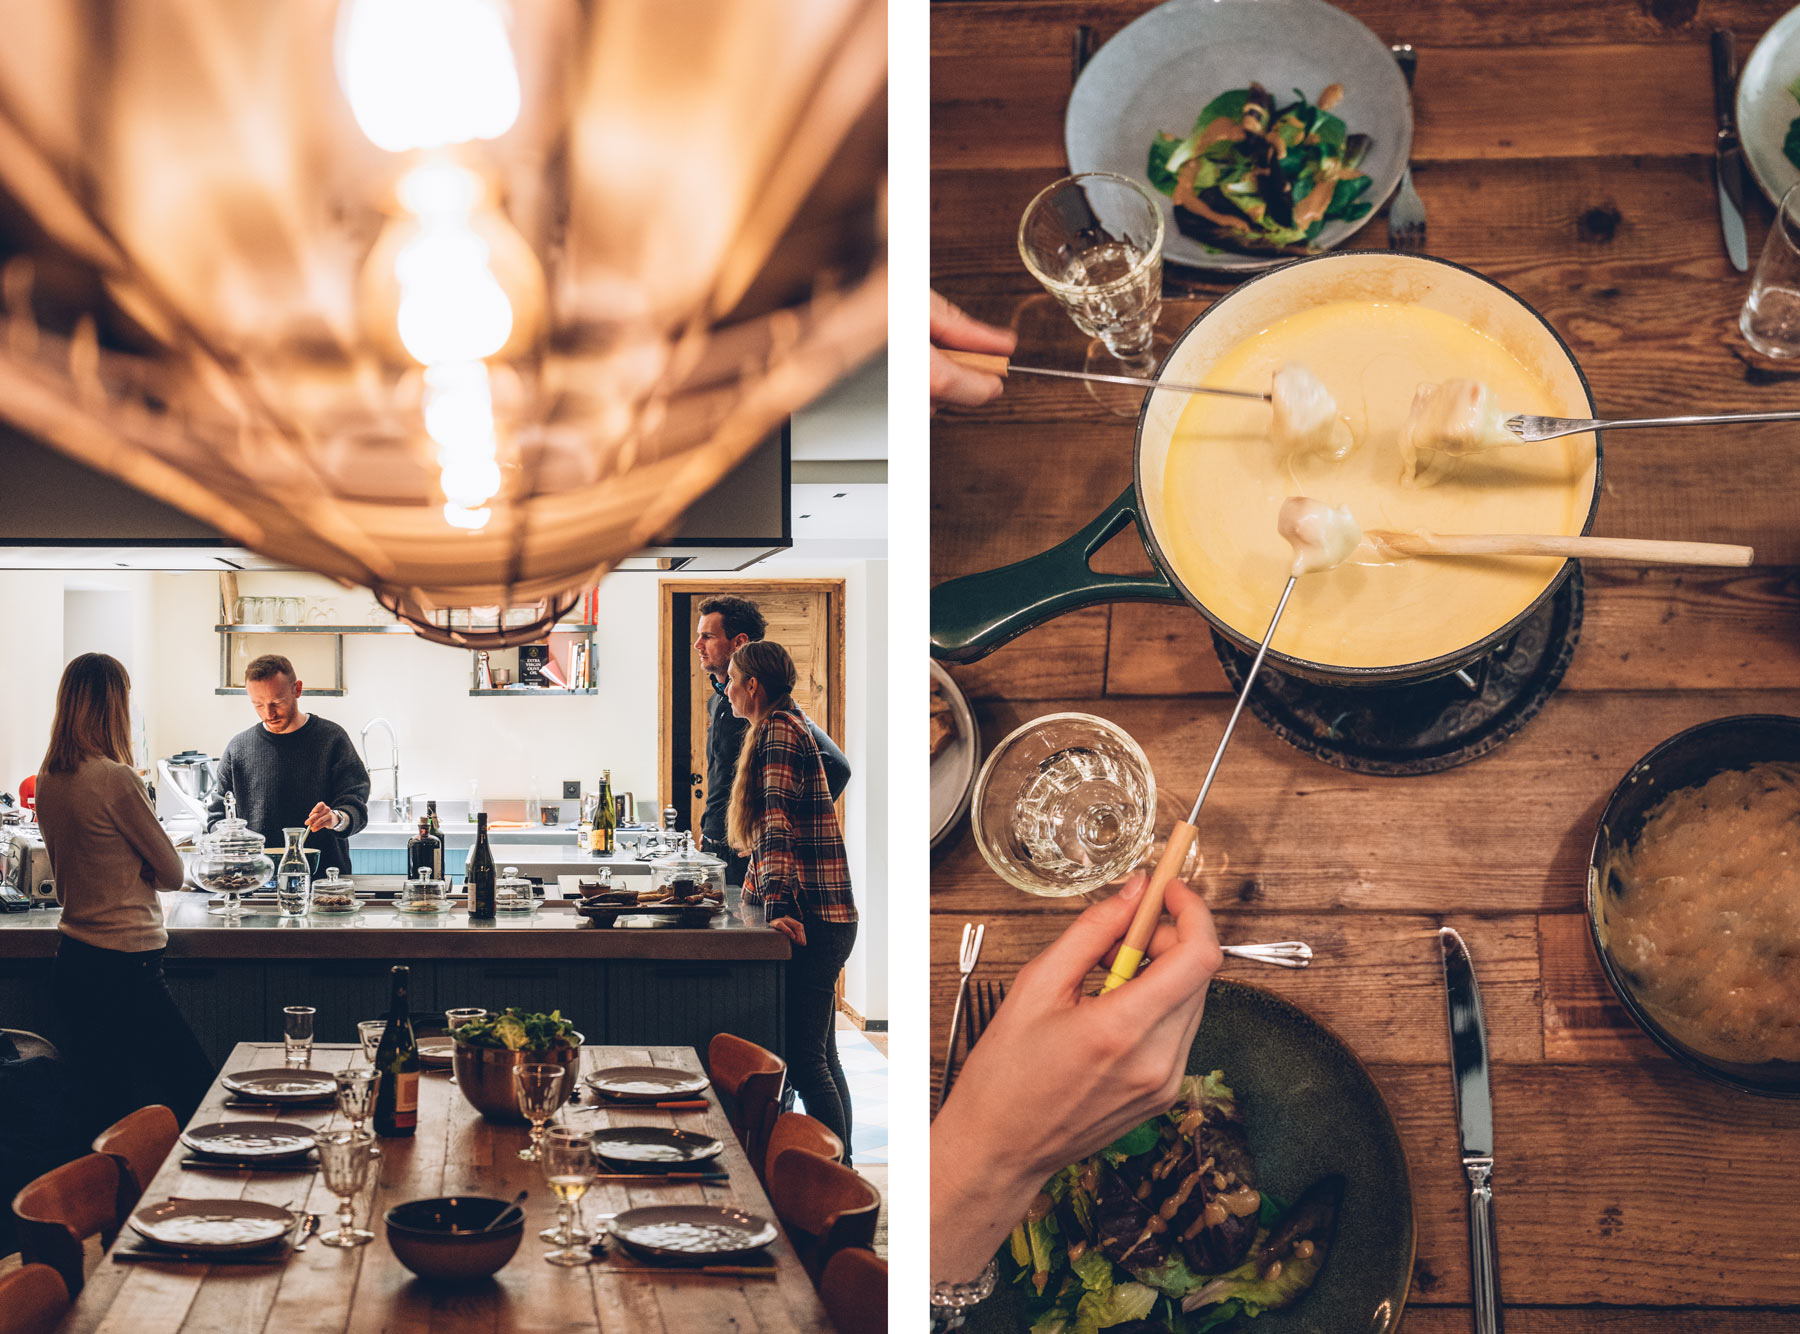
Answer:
[
  {"left": 930, "top": 290, "right": 1017, "bottom": 409},
  {"left": 767, "top": 915, "right": 807, "bottom": 947},
  {"left": 304, "top": 802, "right": 337, "bottom": 833},
  {"left": 929, "top": 871, "right": 1223, "bottom": 1282}
]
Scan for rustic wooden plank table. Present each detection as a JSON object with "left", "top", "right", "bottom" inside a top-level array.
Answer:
[
  {"left": 931, "top": 2, "right": 1800, "bottom": 1329},
  {"left": 62, "top": 1043, "right": 829, "bottom": 1333}
]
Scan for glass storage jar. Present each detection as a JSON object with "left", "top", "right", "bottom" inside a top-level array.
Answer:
[
  {"left": 190, "top": 807, "right": 273, "bottom": 919},
  {"left": 495, "top": 866, "right": 537, "bottom": 913},
  {"left": 399, "top": 868, "right": 450, "bottom": 914},
  {"left": 311, "top": 866, "right": 359, "bottom": 914},
  {"left": 648, "top": 833, "right": 726, "bottom": 903}
]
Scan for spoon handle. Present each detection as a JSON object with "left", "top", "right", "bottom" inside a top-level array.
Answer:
[
  {"left": 1220, "top": 941, "right": 1314, "bottom": 969},
  {"left": 1369, "top": 530, "right": 1753, "bottom": 566}
]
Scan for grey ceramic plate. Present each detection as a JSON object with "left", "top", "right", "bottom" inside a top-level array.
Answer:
[
  {"left": 931, "top": 661, "right": 979, "bottom": 849},
  {"left": 969, "top": 979, "right": 1414, "bottom": 1333},
  {"left": 219, "top": 1068, "right": 336, "bottom": 1103},
  {"left": 180, "top": 1120, "right": 317, "bottom": 1161},
  {"left": 1738, "top": 8, "right": 1800, "bottom": 207},
  {"left": 131, "top": 1198, "right": 295, "bottom": 1252},
  {"left": 586, "top": 1065, "right": 711, "bottom": 1101},
  {"left": 607, "top": 1205, "right": 778, "bottom": 1265},
  {"left": 590, "top": 1127, "right": 724, "bottom": 1170},
  {"left": 1065, "top": 0, "right": 1412, "bottom": 272},
  {"left": 417, "top": 1036, "right": 456, "bottom": 1066}
]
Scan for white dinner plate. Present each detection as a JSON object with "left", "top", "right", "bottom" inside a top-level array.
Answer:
[
  {"left": 180, "top": 1120, "right": 316, "bottom": 1160},
  {"left": 585, "top": 1066, "right": 711, "bottom": 1101},
  {"left": 607, "top": 1205, "right": 778, "bottom": 1265},
  {"left": 417, "top": 1036, "right": 456, "bottom": 1066},
  {"left": 1739, "top": 7, "right": 1800, "bottom": 207},
  {"left": 1065, "top": 0, "right": 1412, "bottom": 271},
  {"left": 930, "top": 660, "right": 979, "bottom": 849},
  {"left": 130, "top": 1198, "right": 295, "bottom": 1252},
  {"left": 219, "top": 1068, "right": 337, "bottom": 1103}
]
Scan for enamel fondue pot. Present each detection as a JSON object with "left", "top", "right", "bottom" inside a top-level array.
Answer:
[{"left": 930, "top": 251, "right": 1604, "bottom": 687}]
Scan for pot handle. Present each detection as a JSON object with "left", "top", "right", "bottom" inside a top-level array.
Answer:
[{"left": 931, "top": 485, "right": 1182, "bottom": 663}]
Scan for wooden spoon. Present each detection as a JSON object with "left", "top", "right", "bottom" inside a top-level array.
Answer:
[{"left": 1367, "top": 531, "right": 1753, "bottom": 566}]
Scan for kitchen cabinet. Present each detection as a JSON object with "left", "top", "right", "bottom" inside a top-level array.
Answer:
[
  {"left": 435, "top": 960, "right": 606, "bottom": 1043},
  {"left": 605, "top": 959, "right": 783, "bottom": 1057},
  {"left": 264, "top": 959, "right": 438, "bottom": 1048},
  {"left": 160, "top": 960, "right": 268, "bottom": 1067}
]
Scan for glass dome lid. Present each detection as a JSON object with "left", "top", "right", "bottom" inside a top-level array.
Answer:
[{"left": 649, "top": 831, "right": 725, "bottom": 874}]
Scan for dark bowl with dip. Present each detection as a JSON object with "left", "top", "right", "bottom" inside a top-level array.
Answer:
[
  {"left": 385, "top": 1196, "right": 523, "bottom": 1281},
  {"left": 1588, "top": 714, "right": 1800, "bottom": 1098}
]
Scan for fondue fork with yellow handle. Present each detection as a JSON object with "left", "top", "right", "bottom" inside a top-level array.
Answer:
[
  {"left": 1368, "top": 531, "right": 1754, "bottom": 567},
  {"left": 1102, "top": 497, "right": 1355, "bottom": 993}
]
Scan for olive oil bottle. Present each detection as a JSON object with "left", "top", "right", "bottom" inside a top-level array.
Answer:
[{"left": 372, "top": 965, "right": 420, "bottom": 1137}]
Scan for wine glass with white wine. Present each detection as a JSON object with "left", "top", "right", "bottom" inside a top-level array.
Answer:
[{"left": 540, "top": 1126, "right": 594, "bottom": 1266}]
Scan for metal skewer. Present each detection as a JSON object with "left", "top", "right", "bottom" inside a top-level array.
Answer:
[
  {"left": 941, "top": 349, "right": 1270, "bottom": 402},
  {"left": 1102, "top": 575, "right": 1299, "bottom": 993}
]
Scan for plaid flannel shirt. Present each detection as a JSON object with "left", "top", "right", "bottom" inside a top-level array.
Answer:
[{"left": 742, "top": 709, "right": 857, "bottom": 924}]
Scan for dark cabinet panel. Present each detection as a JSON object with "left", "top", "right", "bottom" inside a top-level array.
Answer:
[
  {"left": 263, "top": 960, "right": 437, "bottom": 1046},
  {"left": 435, "top": 961, "right": 606, "bottom": 1043},
  {"left": 0, "top": 959, "right": 55, "bottom": 1039},
  {"left": 604, "top": 960, "right": 784, "bottom": 1058},
  {"left": 161, "top": 962, "right": 268, "bottom": 1068}
]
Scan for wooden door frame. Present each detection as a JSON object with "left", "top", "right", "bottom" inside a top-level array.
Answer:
[{"left": 658, "top": 579, "right": 848, "bottom": 836}]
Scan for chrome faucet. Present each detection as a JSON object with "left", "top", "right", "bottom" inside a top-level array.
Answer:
[{"left": 360, "top": 717, "right": 400, "bottom": 814}]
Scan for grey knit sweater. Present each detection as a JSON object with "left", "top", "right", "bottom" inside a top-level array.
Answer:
[{"left": 204, "top": 716, "right": 370, "bottom": 874}]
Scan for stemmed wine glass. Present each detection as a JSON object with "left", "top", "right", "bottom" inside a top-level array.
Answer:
[
  {"left": 444, "top": 1008, "right": 485, "bottom": 1086},
  {"left": 539, "top": 1126, "right": 595, "bottom": 1264},
  {"left": 514, "top": 1063, "right": 566, "bottom": 1162},
  {"left": 333, "top": 1065, "right": 379, "bottom": 1137},
  {"left": 316, "top": 1129, "right": 376, "bottom": 1247},
  {"left": 357, "top": 1020, "right": 385, "bottom": 1063}
]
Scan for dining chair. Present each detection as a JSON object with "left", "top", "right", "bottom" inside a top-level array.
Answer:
[
  {"left": 92, "top": 1103, "right": 179, "bottom": 1220},
  {"left": 0, "top": 1262, "right": 71, "bottom": 1334},
  {"left": 766, "top": 1146, "right": 881, "bottom": 1285},
  {"left": 12, "top": 1153, "right": 123, "bottom": 1298},
  {"left": 707, "top": 1032, "right": 787, "bottom": 1170},
  {"left": 764, "top": 1109, "right": 845, "bottom": 1185},
  {"left": 819, "top": 1247, "right": 887, "bottom": 1334}
]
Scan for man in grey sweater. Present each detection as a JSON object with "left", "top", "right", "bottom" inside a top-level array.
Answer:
[{"left": 204, "top": 655, "right": 370, "bottom": 875}]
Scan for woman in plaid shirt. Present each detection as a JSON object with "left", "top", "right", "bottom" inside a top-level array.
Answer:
[{"left": 726, "top": 641, "right": 859, "bottom": 1149}]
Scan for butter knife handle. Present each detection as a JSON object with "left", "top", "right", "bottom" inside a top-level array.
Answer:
[
  {"left": 1464, "top": 1157, "right": 1503, "bottom": 1334},
  {"left": 1712, "top": 30, "right": 1737, "bottom": 132}
]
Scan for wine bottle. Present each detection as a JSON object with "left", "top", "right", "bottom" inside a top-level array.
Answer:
[
  {"left": 372, "top": 965, "right": 420, "bottom": 1138},
  {"left": 426, "top": 799, "right": 441, "bottom": 839},
  {"left": 596, "top": 769, "right": 617, "bottom": 856},
  {"left": 467, "top": 811, "right": 497, "bottom": 919},
  {"left": 406, "top": 818, "right": 444, "bottom": 882}
]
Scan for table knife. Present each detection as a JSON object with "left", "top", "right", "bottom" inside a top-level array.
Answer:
[
  {"left": 1713, "top": 28, "right": 1750, "bottom": 271},
  {"left": 1440, "top": 927, "right": 1502, "bottom": 1334}
]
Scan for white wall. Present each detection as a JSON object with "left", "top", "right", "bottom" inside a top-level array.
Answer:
[{"left": 0, "top": 573, "right": 68, "bottom": 794}]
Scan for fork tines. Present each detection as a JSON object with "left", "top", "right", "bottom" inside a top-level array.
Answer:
[{"left": 965, "top": 978, "right": 1008, "bottom": 1053}]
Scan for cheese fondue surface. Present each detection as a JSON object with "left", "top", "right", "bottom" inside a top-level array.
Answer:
[{"left": 1160, "top": 300, "right": 1595, "bottom": 668}]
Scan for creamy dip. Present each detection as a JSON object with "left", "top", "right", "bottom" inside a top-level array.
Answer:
[
  {"left": 1160, "top": 300, "right": 1595, "bottom": 668},
  {"left": 1277, "top": 496, "right": 1361, "bottom": 575},
  {"left": 1600, "top": 762, "right": 1800, "bottom": 1065}
]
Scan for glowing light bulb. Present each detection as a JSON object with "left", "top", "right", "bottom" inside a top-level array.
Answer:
[
  {"left": 441, "top": 455, "right": 501, "bottom": 508},
  {"left": 397, "top": 162, "right": 485, "bottom": 220},
  {"left": 394, "top": 228, "right": 513, "bottom": 365},
  {"left": 337, "top": 0, "right": 521, "bottom": 153},
  {"left": 423, "top": 361, "right": 495, "bottom": 455},
  {"left": 442, "top": 502, "right": 492, "bottom": 531}
]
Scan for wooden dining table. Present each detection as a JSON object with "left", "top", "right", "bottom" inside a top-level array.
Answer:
[
  {"left": 931, "top": 2, "right": 1800, "bottom": 1330},
  {"left": 62, "top": 1043, "right": 829, "bottom": 1333}
]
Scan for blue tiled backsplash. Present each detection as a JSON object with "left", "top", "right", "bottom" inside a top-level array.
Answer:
[{"left": 351, "top": 848, "right": 470, "bottom": 877}]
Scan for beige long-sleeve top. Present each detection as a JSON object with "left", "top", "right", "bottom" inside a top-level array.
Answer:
[{"left": 34, "top": 756, "right": 184, "bottom": 952}]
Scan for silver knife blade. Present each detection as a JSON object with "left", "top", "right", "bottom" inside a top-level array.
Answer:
[
  {"left": 1439, "top": 926, "right": 1493, "bottom": 1158},
  {"left": 1714, "top": 29, "right": 1750, "bottom": 271}
]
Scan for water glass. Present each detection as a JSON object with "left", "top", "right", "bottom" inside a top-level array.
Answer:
[
  {"left": 1742, "top": 182, "right": 1800, "bottom": 357},
  {"left": 316, "top": 1130, "right": 376, "bottom": 1247},
  {"left": 282, "top": 1006, "right": 315, "bottom": 1068},
  {"left": 971, "top": 712, "right": 1157, "bottom": 898},
  {"left": 445, "top": 1008, "right": 485, "bottom": 1085},
  {"left": 333, "top": 1064, "right": 379, "bottom": 1137},
  {"left": 513, "top": 1063, "right": 566, "bottom": 1162},
  {"left": 540, "top": 1126, "right": 595, "bottom": 1263},
  {"left": 357, "top": 1020, "right": 387, "bottom": 1062}
]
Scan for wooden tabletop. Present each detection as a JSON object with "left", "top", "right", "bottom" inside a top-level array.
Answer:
[
  {"left": 63, "top": 1044, "right": 829, "bottom": 1333},
  {"left": 931, "top": 2, "right": 1800, "bottom": 1329}
]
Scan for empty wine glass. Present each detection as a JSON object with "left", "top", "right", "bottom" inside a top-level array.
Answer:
[
  {"left": 514, "top": 1063, "right": 566, "bottom": 1162},
  {"left": 539, "top": 1126, "right": 594, "bottom": 1263},
  {"left": 316, "top": 1130, "right": 376, "bottom": 1247},
  {"left": 357, "top": 1020, "right": 386, "bottom": 1063},
  {"left": 333, "top": 1064, "right": 378, "bottom": 1136},
  {"left": 444, "top": 1008, "right": 485, "bottom": 1086},
  {"left": 282, "top": 1006, "right": 315, "bottom": 1068}
]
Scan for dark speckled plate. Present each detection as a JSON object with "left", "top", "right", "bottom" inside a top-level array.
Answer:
[{"left": 967, "top": 979, "right": 1414, "bottom": 1334}]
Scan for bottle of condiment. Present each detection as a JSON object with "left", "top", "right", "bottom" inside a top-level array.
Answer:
[
  {"left": 467, "top": 811, "right": 497, "bottom": 919},
  {"left": 372, "top": 965, "right": 420, "bottom": 1137},
  {"left": 407, "top": 817, "right": 443, "bottom": 881}
]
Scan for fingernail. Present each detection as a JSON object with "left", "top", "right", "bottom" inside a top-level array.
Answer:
[{"left": 1118, "top": 873, "right": 1148, "bottom": 903}]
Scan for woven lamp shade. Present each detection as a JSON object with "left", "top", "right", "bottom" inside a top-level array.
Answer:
[{"left": 0, "top": 0, "right": 885, "bottom": 645}]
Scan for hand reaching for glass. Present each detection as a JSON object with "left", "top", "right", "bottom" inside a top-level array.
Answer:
[
  {"left": 929, "top": 870, "right": 1224, "bottom": 1284},
  {"left": 930, "top": 291, "right": 1017, "bottom": 409}
]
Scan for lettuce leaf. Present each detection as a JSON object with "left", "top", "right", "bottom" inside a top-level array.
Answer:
[
  {"left": 1102, "top": 1119, "right": 1160, "bottom": 1163},
  {"left": 1071, "top": 1281, "right": 1159, "bottom": 1334}
]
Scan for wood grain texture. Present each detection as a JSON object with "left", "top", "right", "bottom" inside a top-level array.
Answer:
[{"left": 64, "top": 1043, "right": 830, "bottom": 1334}]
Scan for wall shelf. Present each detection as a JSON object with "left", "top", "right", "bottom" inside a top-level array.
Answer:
[{"left": 215, "top": 624, "right": 412, "bottom": 635}]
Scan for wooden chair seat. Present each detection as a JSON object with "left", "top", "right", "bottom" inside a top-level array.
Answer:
[
  {"left": 708, "top": 1032, "right": 787, "bottom": 1171},
  {"left": 764, "top": 1109, "right": 845, "bottom": 1184},
  {"left": 820, "top": 1247, "right": 887, "bottom": 1334},
  {"left": 92, "top": 1103, "right": 179, "bottom": 1221},
  {"left": 0, "top": 1262, "right": 71, "bottom": 1334},
  {"left": 766, "top": 1146, "right": 880, "bottom": 1285},
  {"left": 12, "top": 1153, "right": 123, "bottom": 1298}
]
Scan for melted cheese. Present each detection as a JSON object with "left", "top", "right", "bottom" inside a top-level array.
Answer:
[
  {"left": 1159, "top": 300, "right": 1595, "bottom": 669},
  {"left": 1277, "top": 496, "right": 1362, "bottom": 575},
  {"left": 1399, "top": 378, "right": 1519, "bottom": 483}
]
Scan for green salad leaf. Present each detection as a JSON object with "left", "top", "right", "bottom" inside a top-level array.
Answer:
[{"left": 450, "top": 1007, "right": 579, "bottom": 1052}]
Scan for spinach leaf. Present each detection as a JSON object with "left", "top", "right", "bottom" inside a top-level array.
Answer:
[
  {"left": 1785, "top": 117, "right": 1800, "bottom": 175},
  {"left": 1148, "top": 134, "right": 1182, "bottom": 195},
  {"left": 1193, "top": 88, "right": 1250, "bottom": 130},
  {"left": 1324, "top": 175, "right": 1373, "bottom": 222}
]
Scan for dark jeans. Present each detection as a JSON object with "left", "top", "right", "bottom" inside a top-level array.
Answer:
[
  {"left": 53, "top": 935, "right": 215, "bottom": 1137},
  {"left": 783, "top": 916, "right": 858, "bottom": 1158}
]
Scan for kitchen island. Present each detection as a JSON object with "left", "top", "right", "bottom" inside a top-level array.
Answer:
[{"left": 0, "top": 888, "right": 789, "bottom": 1067}]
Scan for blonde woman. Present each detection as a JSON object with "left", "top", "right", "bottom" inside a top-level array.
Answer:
[
  {"left": 35, "top": 653, "right": 213, "bottom": 1127},
  {"left": 725, "top": 640, "right": 858, "bottom": 1149}
]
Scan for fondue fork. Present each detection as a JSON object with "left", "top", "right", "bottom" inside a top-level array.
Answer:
[
  {"left": 1505, "top": 407, "right": 1800, "bottom": 442},
  {"left": 1101, "top": 576, "right": 1299, "bottom": 993},
  {"left": 942, "top": 350, "right": 1270, "bottom": 402},
  {"left": 1368, "top": 531, "right": 1754, "bottom": 567}
]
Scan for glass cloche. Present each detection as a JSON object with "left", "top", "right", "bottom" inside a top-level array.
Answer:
[
  {"left": 648, "top": 833, "right": 726, "bottom": 903},
  {"left": 495, "top": 865, "right": 537, "bottom": 913},
  {"left": 189, "top": 795, "right": 271, "bottom": 919}
]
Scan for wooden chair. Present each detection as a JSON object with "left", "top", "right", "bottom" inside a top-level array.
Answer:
[
  {"left": 707, "top": 1032, "right": 787, "bottom": 1171},
  {"left": 820, "top": 1247, "right": 887, "bottom": 1334},
  {"left": 0, "top": 1263, "right": 72, "bottom": 1334},
  {"left": 764, "top": 1109, "right": 845, "bottom": 1184},
  {"left": 92, "top": 1104, "right": 179, "bottom": 1220},
  {"left": 766, "top": 1146, "right": 880, "bottom": 1285},
  {"left": 12, "top": 1153, "right": 123, "bottom": 1298}
]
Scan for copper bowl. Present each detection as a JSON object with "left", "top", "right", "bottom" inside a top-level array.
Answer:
[{"left": 452, "top": 1036, "right": 584, "bottom": 1124}]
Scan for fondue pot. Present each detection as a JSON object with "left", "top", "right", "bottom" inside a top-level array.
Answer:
[{"left": 931, "top": 251, "right": 1604, "bottom": 688}]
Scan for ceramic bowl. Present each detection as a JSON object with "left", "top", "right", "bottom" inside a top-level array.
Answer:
[
  {"left": 452, "top": 1036, "right": 584, "bottom": 1124},
  {"left": 384, "top": 1196, "right": 522, "bottom": 1281}
]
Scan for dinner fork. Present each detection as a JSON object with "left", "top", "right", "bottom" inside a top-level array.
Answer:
[
  {"left": 1505, "top": 407, "right": 1800, "bottom": 443},
  {"left": 1388, "top": 44, "right": 1426, "bottom": 252},
  {"left": 965, "top": 978, "right": 1008, "bottom": 1054},
  {"left": 942, "top": 922, "right": 985, "bottom": 1097}
]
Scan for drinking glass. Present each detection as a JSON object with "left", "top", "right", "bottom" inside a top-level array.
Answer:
[
  {"left": 444, "top": 1008, "right": 485, "bottom": 1085},
  {"left": 1742, "top": 182, "right": 1800, "bottom": 357},
  {"left": 971, "top": 712, "right": 1157, "bottom": 897},
  {"left": 282, "top": 1006, "right": 315, "bottom": 1068},
  {"left": 316, "top": 1130, "right": 376, "bottom": 1247},
  {"left": 357, "top": 1020, "right": 387, "bottom": 1062},
  {"left": 333, "top": 1064, "right": 379, "bottom": 1137},
  {"left": 1018, "top": 172, "right": 1166, "bottom": 415},
  {"left": 513, "top": 1063, "right": 566, "bottom": 1162},
  {"left": 279, "top": 596, "right": 303, "bottom": 625},
  {"left": 539, "top": 1126, "right": 595, "bottom": 1262}
]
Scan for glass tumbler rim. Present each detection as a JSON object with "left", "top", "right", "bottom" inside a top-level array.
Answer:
[
  {"left": 1017, "top": 170, "right": 1166, "bottom": 294},
  {"left": 970, "top": 710, "right": 1158, "bottom": 897}
]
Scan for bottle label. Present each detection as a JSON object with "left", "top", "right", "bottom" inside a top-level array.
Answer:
[{"left": 392, "top": 1070, "right": 419, "bottom": 1127}]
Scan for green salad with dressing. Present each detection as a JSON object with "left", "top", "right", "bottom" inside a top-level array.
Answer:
[
  {"left": 450, "top": 1008, "right": 579, "bottom": 1052},
  {"left": 1148, "top": 83, "right": 1373, "bottom": 255}
]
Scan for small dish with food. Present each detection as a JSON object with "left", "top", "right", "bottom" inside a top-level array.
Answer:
[{"left": 931, "top": 660, "right": 980, "bottom": 849}]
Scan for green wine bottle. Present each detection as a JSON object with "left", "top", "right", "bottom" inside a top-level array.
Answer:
[
  {"left": 467, "top": 811, "right": 497, "bottom": 919},
  {"left": 372, "top": 965, "right": 420, "bottom": 1137},
  {"left": 596, "top": 770, "right": 617, "bottom": 856}
]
